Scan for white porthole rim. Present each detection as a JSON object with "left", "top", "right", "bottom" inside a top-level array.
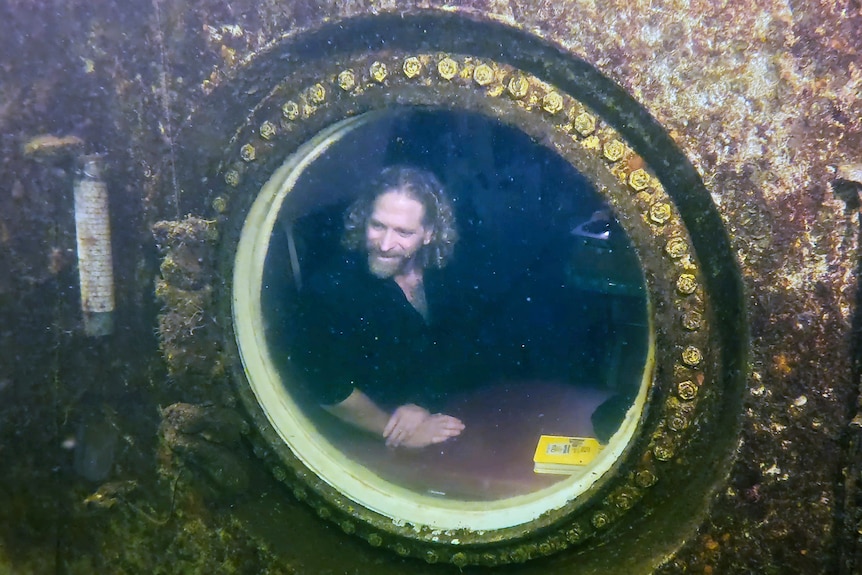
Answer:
[{"left": 232, "top": 109, "right": 655, "bottom": 532}]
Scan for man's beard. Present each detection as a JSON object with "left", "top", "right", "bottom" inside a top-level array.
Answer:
[{"left": 367, "top": 252, "right": 407, "bottom": 278}]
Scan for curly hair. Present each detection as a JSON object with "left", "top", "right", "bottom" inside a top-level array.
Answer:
[{"left": 342, "top": 165, "right": 458, "bottom": 269}]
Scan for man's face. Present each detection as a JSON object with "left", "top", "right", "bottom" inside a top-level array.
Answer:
[{"left": 365, "top": 189, "right": 433, "bottom": 278}]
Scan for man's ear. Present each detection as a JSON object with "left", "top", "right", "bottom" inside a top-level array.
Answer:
[{"left": 422, "top": 227, "right": 434, "bottom": 245}]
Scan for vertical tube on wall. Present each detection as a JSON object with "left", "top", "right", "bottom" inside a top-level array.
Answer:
[{"left": 74, "top": 154, "right": 115, "bottom": 336}]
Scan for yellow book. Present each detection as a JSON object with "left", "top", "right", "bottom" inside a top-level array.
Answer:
[{"left": 533, "top": 435, "right": 604, "bottom": 475}]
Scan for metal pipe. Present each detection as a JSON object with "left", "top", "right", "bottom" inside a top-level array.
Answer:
[{"left": 73, "top": 154, "right": 115, "bottom": 336}]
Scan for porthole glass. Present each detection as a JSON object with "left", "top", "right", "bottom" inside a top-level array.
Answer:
[
  {"left": 234, "top": 106, "right": 652, "bottom": 528},
  {"left": 265, "top": 107, "right": 648, "bottom": 500}
]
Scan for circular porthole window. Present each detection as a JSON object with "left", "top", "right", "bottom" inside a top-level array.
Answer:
[
  {"left": 235, "top": 105, "right": 652, "bottom": 524},
  {"left": 219, "top": 46, "right": 721, "bottom": 565}
]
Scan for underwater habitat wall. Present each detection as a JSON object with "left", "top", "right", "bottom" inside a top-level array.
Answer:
[{"left": 1, "top": 0, "right": 860, "bottom": 573}]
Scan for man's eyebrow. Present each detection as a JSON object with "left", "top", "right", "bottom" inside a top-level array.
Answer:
[{"left": 368, "top": 217, "right": 419, "bottom": 234}]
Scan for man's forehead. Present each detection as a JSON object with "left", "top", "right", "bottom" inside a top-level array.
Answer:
[{"left": 371, "top": 190, "right": 426, "bottom": 221}]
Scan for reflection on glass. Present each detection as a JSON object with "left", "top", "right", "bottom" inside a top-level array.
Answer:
[{"left": 260, "top": 109, "right": 648, "bottom": 502}]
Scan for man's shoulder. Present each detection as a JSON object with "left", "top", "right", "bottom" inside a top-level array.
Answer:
[
  {"left": 304, "top": 252, "right": 368, "bottom": 296},
  {"left": 300, "top": 253, "right": 391, "bottom": 327}
]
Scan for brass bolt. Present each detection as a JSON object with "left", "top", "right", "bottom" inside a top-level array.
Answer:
[
  {"left": 367, "top": 532, "right": 383, "bottom": 547},
  {"left": 681, "top": 310, "right": 703, "bottom": 331},
  {"left": 573, "top": 112, "right": 596, "bottom": 136},
  {"left": 308, "top": 83, "right": 326, "bottom": 104},
  {"left": 473, "top": 63, "right": 495, "bottom": 86},
  {"left": 565, "top": 525, "right": 583, "bottom": 543},
  {"left": 282, "top": 101, "right": 300, "bottom": 121},
  {"left": 603, "top": 139, "right": 625, "bottom": 162},
  {"left": 614, "top": 490, "right": 634, "bottom": 510},
  {"left": 635, "top": 468, "right": 657, "bottom": 488},
  {"left": 240, "top": 143, "right": 256, "bottom": 162},
  {"left": 676, "top": 273, "right": 698, "bottom": 295},
  {"left": 224, "top": 169, "right": 240, "bottom": 187},
  {"left": 628, "top": 168, "right": 651, "bottom": 191},
  {"left": 403, "top": 57, "right": 422, "bottom": 78},
  {"left": 542, "top": 91, "right": 564, "bottom": 114},
  {"left": 591, "top": 512, "right": 610, "bottom": 529},
  {"left": 370, "top": 61, "right": 388, "bottom": 83},
  {"left": 259, "top": 120, "right": 276, "bottom": 140},
  {"left": 682, "top": 346, "right": 703, "bottom": 367},
  {"left": 509, "top": 547, "right": 529, "bottom": 563},
  {"left": 668, "top": 413, "right": 689, "bottom": 431},
  {"left": 665, "top": 236, "right": 688, "bottom": 258},
  {"left": 649, "top": 202, "right": 672, "bottom": 224},
  {"left": 451, "top": 552, "right": 468, "bottom": 568},
  {"left": 481, "top": 552, "right": 498, "bottom": 566},
  {"left": 271, "top": 465, "right": 286, "bottom": 482},
  {"left": 507, "top": 75, "right": 529, "bottom": 99},
  {"left": 678, "top": 379, "right": 698, "bottom": 400},
  {"left": 437, "top": 57, "right": 459, "bottom": 80},
  {"left": 394, "top": 544, "right": 410, "bottom": 557},
  {"left": 653, "top": 442, "right": 674, "bottom": 461},
  {"left": 337, "top": 69, "right": 356, "bottom": 91}
]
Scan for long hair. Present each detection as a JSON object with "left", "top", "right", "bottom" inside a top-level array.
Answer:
[{"left": 342, "top": 165, "right": 458, "bottom": 269}]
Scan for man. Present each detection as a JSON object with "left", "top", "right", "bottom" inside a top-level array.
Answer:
[{"left": 295, "top": 166, "right": 467, "bottom": 448}]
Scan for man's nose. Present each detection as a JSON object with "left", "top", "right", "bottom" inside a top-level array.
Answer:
[{"left": 379, "top": 230, "right": 396, "bottom": 252}]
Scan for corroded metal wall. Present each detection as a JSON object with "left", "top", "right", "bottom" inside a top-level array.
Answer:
[{"left": 0, "top": 1, "right": 859, "bottom": 573}]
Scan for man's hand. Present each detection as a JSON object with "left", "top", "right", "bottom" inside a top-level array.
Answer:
[
  {"left": 383, "top": 404, "right": 431, "bottom": 447},
  {"left": 384, "top": 405, "right": 465, "bottom": 448},
  {"left": 400, "top": 414, "right": 465, "bottom": 448}
]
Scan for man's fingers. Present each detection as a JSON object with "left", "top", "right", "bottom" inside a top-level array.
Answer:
[
  {"left": 383, "top": 413, "right": 399, "bottom": 437},
  {"left": 430, "top": 426, "right": 463, "bottom": 444},
  {"left": 425, "top": 415, "right": 465, "bottom": 443},
  {"left": 433, "top": 414, "right": 463, "bottom": 423},
  {"left": 385, "top": 426, "right": 407, "bottom": 447},
  {"left": 432, "top": 414, "right": 465, "bottom": 430}
]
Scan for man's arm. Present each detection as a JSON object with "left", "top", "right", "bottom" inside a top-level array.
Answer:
[
  {"left": 322, "top": 388, "right": 390, "bottom": 436},
  {"left": 324, "top": 388, "right": 465, "bottom": 448}
]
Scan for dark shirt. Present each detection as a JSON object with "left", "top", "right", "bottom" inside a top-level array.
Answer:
[{"left": 293, "top": 253, "right": 468, "bottom": 412}]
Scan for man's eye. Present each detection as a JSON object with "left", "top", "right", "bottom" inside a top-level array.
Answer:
[{"left": 397, "top": 231, "right": 414, "bottom": 238}]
